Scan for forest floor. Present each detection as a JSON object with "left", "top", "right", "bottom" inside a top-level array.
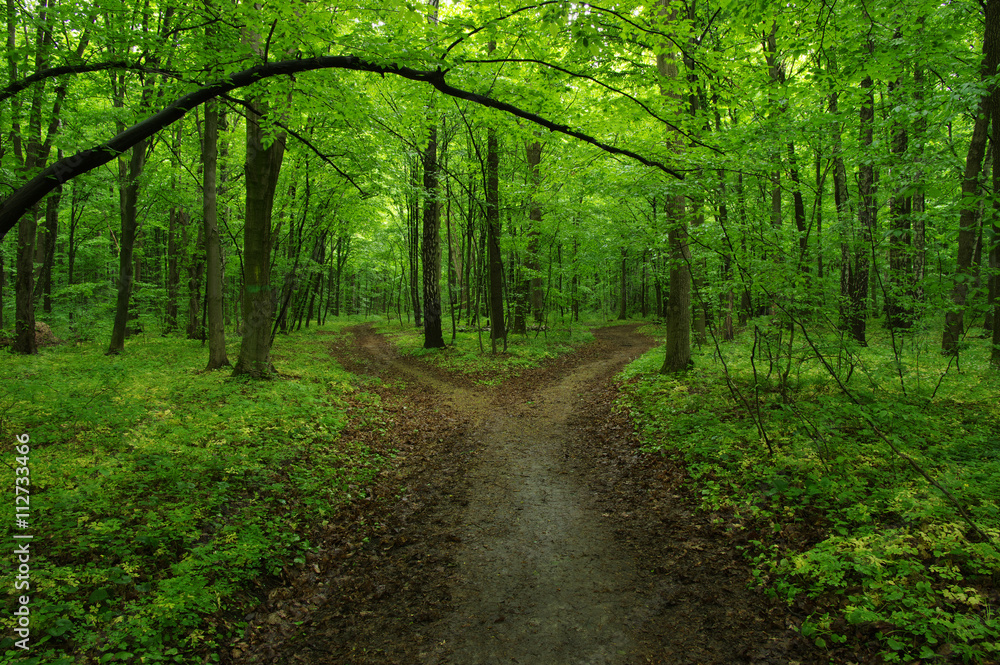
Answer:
[{"left": 233, "top": 323, "right": 826, "bottom": 665}]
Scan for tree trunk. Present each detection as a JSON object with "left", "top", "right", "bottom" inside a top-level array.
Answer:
[
  {"left": 36, "top": 163, "right": 60, "bottom": 314},
  {"left": 850, "top": 69, "right": 876, "bottom": 347},
  {"left": 486, "top": 126, "right": 505, "bottom": 351},
  {"left": 422, "top": 123, "right": 445, "bottom": 348},
  {"left": 525, "top": 139, "right": 544, "bottom": 323},
  {"left": 788, "top": 141, "right": 808, "bottom": 269},
  {"left": 202, "top": 97, "right": 230, "bottom": 368},
  {"left": 186, "top": 217, "right": 204, "bottom": 340},
  {"left": 165, "top": 205, "right": 180, "bottom": 332},
  {"left": 233, "top": 97, "right": 285, "bottom": 377},
  {"left": 944, "top": 0, "right": 998, "bottom": 354},
  {"left": 618, "top": 247, "right": 628, "bottom": 320},
  {"left": 661, "top": 193, "right": 691, "bottom": 372},
  {"left": 407, "top": 160, "right": 422, "bottom": 326},
  {"left": 658, "top": 0, "right": 691, "bottom": 373},
  {"left": 108, "top": 139, "right": 148, "bottom": 355},
  {"left": 885, "top": 73, "right": 914, "bottom": 330},
  {"left": 12, "top": 0, "right": 52, "bottom": 355},
  {"left": 14, "top": 208, "right": 38, "bottom": 354}
]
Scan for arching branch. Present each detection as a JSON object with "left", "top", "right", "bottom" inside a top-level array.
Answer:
[
  {"left": 0, "top": 62, "right": 162, "bottom": 104},
  {"left": 0, "top": 54, "right": 685, "bottom": 240}
]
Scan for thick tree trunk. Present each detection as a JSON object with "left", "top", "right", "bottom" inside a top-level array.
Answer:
[
  {"left": 944, "top": 0, "right": 998, "bottom": 354},
  {"left": 661, "top": 193, "right": 691, "bottom": 372},
  {"left": 657, "top": 0, "right": 691, "bottom": 373},
  {"left": 422, "top": 123, "right": 445, "bottom": 348},
  {"left": 202, "top": 97, "right": 230, "bottom": 368},
  {"left": 12, "top": 0, "right": 51, "bottom": 355},
  {"left": 14, "top": 208, "right": 37, "bottom": 354},
  {"left": 233, "top": 97, "right": 285, "bottom": 377}
]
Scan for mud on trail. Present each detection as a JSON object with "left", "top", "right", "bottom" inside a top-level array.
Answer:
[{"left": 234, "top": 324, "right": 822, "bottom": 665}]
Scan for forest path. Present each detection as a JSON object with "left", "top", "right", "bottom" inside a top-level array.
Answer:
[{"left": 237, "top": 323, "right": 811, "bottom": 665}]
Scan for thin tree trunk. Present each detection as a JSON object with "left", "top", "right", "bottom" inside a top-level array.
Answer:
[
  {"left": 38, "top": 172, "right": 60, "bottom": 313},
  {"left": 408, "top": 160, "right": 422, "bottom": 326},
  {"left": 165, "top": 206, "right": 180, "bottom": 332},
  {"left": 525, "top": 139, "right": 544, "bottom": 323},
  {"left": 618, "top": 247, "right": 628, "bottom": 320},
  {"left": 186, "top": 216, "right": 204, "bottom": 340},
  {"left": 885, "top": 72, "right": 914, "bottom": 330},
  {"left": 108, "top": 139, "right": 148, "bottom": 354},
  {"left": 851, "top": 67, "right": 876, "bottom": 347}
]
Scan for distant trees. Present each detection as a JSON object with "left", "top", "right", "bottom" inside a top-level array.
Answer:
[{"left": 1, "top": 0, "right": 998, "bottom": 372}]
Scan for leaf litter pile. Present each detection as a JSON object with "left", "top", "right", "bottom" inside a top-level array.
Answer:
[{"left": 231, "top": 324, "right": 835, "bottom": 664}]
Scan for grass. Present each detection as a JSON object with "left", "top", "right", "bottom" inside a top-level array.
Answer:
[
  {"left": 621, "top": 318, "right": 1000, "bottom": 663},
  {"left": 378, "top": 320, "right": 595, "bottom": 385},
  {"left": 0, "top": 321, "right": 391, "bottom": 664}
]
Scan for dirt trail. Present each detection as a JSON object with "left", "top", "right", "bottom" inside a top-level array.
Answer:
[
  {"left": 237, "top": 324, "right": 815, "bottom": 665},
  {"left": 439, "top": 327, "right": 653, "bottom": 664}
]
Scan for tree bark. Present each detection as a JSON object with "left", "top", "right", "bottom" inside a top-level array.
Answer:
[
  {"left": 407, "top": 159, "right": 422, "bottom": 326},
  {"left": 422, "top": 122, "right": 445, "bottom": 348},
  {"left": 202, "top": 97, "right": 230, "bottom": 368},
  {"left": 12, "top": 0, "right": 52, "bottom": 355},
  {"left": 944, "top": 0, "right": 998, "bottom": 354},
  {"left": 618, "top": 247, "right": 628, "bottom": 320},
  {"left": 107, "top": 138, "right": 147, "bottom": 355},
  {"left": 885, "top": 73, "right": 914, "bottom": 330},
  {"left": 233, "top": 95, "right": 286, "bottom": 377},
  {"left": 658, "top": 0, "right": 691, "bottom": 373},
  {"left": 525, "top": 139, "right": 544, "bottom": 323},
  {"left": 850, "top": 69, "right": 876, "bottom": 346},
  {"left": 661, "top": 193, "right": 691, "bottom": 372},
  {"left": 487, "top": 126, "right": 505, "bottom": 351}
]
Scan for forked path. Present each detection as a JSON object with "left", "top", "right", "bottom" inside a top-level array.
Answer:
[
  {"left": 440, "top": 328, "right": 654, "bottom": 664},
  {"left": 240, "top": 324, "right": 812, "bottom": 665}
]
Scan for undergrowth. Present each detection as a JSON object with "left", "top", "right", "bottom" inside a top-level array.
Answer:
[
  {"left": 381, "top": 321, "right": 594, "bottom": 385},
  {"left": 0, "top": 322, "right": 391, "bottom": 664},
  {"left": 622, "top": 320, "right": 1000, "bottom": 663}
]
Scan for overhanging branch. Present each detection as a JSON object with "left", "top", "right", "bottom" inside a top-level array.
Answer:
[{"left": 0, "top": 54, "right": 685, "bottom": 240}]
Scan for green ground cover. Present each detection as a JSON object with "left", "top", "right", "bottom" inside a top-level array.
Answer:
[
  {"left": 624, "top": 321, "right": 1000, "bottom": 663},
  {"left": 380, "top": 320, "right": 596, "bottom": 385},
  {"left": 0, "top": 322, "right": 388, "bottom": 664}
]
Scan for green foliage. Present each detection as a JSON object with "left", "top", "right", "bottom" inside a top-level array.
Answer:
[
  {"left": 622, "top": 322, "right": 1000, "bottom": 663},
  {"left": 383, "top": 321, "right": 594, "bottom": 385},
  {"left": 0, "top": 322, "right": 388, "bottom": 663}
]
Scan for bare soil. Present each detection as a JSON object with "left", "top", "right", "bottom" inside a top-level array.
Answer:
[{"left": 232, "top": 323, "right": 825, "bottom": 665}]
